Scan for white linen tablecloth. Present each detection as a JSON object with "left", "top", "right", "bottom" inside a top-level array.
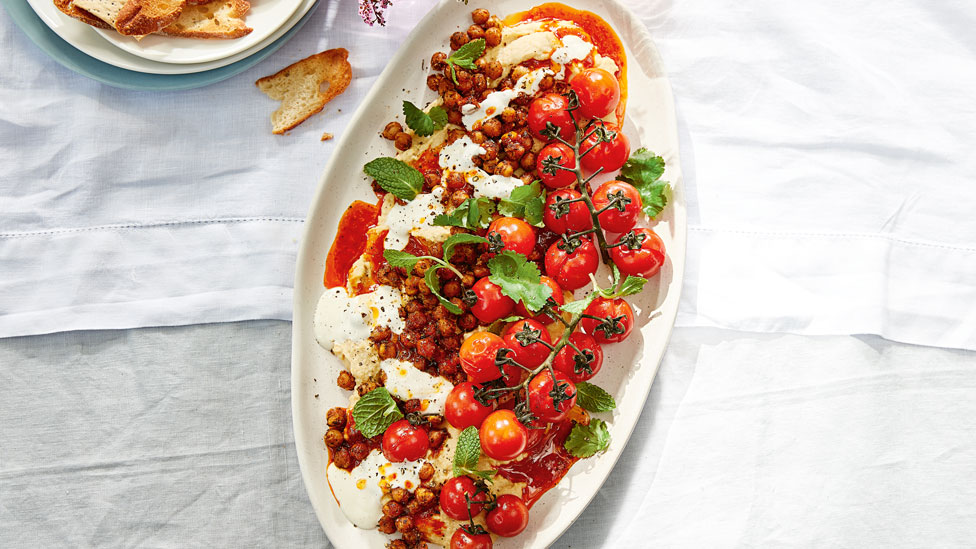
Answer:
[{"left": 3, "top": 0, "right": 976, "bottom": 547}]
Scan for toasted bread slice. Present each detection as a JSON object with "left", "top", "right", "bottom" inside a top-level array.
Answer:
[
  {"left": 53, "top": 0, "right": 112, "bottom": 29},
  {"left": 72, "top": 0, "right": 185, "bottom": 35},
  {"left": 158, "top": 0, "right": 251, "bottom": 39},
  {"left": 256, "top": 49, "right": 353, "bottom": 135}
]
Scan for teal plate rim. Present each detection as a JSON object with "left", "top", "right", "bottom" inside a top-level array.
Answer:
[{"left": 4, "top": 0, "right": 320, "bottom": 91}]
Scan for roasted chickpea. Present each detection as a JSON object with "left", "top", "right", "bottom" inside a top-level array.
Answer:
[
  {"left": 442, "top": 90, "right": 462, "bottom": 110},
  {"left": 447, "top": 109, "right": 462, "bottom": 126},
  {"left": 357, "top": 380, "right": 378, "bottom": 396},
  {"left": 389, "top": 540, "right": 408, "bottom": 549},
  {"left": 471, "top": 8, "right": 489, "bottom": 25},
  {"left": 326, "top": 407, "right": 347, "bottom": 429},
  {"left": 402, "top": 530, "right": 422, "bottom": 544},
  {"left": 461, "top": 274, "right": 475, "bottom": 288},
  {"left": 405, "top": 499, "right": 423, "bottom": 516},
  {"left": 472, "top": 73, "right": 487, "bottom": 94},
  {"left": 486, "top": 15, "right": 502, "bottom": 28},
  {"left": 324, "top": 429, "right": 343, "bottom": 449},
  {"left": 446, "top": 172, "right": 465, "bottom": 190},
  {"left": 511, "top": 65, "right": 530, "bottom": 81},
  {"left": 467, "top": 25, "right": 485, "bottom": 41},
  {"left": 333, "top": 448, "right": 352, "bottom": 470},
  {"left": 419, "top": 463, "right": 435, "bottom": 482},
  {"left": 520, "top": 151, "right": 536, "bottom": 171},
  {"left": 481, "top": 118, "right": 502, "bottom": 138},
  {"left": 539, "top": 74, "right": 555, "bottom": 91},
  {"left": 378, "top": 516, "right": 396, "bottom": 535},
  {"left": 485, "top": 61, "right": 503, "bottom": 80},
  {"left": 495, "top": 161, "right": 516, "bottom": 177},
  {"left": 383, "top": 500, "right": 404, "bottom": 518},
  {"left": 428, "top": 430, "right": 447, "bottom": 450},
  {"left": 382, "top": 121, "right": 402, "bottom": 140},
  {"left": 391, "top": 487, "right": 411, "bottom": 504},
  {"left": 469, "top": 130, "right": 486, "bottom": 144},
  {"left": 485, "top": 26, "right": 502, "bottom": 47},
  {"left": 431, "top": 51, "right": 447, "bottom": 71},
  {"left": 424, "top": 171, "right": 441, "bottom": 190},
  {"left": 442, "top": 280, "right": 461, "bottom": 298},
  {"left": 414, "top": 486, "right": 436, "bottom": 506},
  {"left": 336, "top": 370, "right": 355, "bottom": 391},
  {"left": 426, "top": 74, "right": 442, "bottom": 92},
  {"left": 450, "top": 190, "right": 470, "bottom": 207},
  {"left": 394, "top": 132, "right": 412, "bottom": 152},
  {"left": 450, "top": 31, "right": 469, "bottom": 50},
  {"left": 458, "top": 312, "right": 477, "bottom": 331},
  {"left": 395, "top": 515, "right": 414, "bottom": 533}
]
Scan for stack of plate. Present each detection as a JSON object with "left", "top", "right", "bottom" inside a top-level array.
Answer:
[{"left": 8, "top": 0, "right": 320, "bottom": 90}]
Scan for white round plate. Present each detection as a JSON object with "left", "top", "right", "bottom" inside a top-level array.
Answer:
[
  {"left": 291, "top": 1, "right": 686, "bottom": 547},
  {"left": 91, "top": 0, "right": 304, "bottom": 64},
  {"left": 25, "top": 0, "right": 315, "bottom": 74}
]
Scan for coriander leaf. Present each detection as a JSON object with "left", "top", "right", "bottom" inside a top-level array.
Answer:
[
  {"left": 487, "top": 251, "right": 552, "bottom": 312},
  {"left": 351, "top": 388, "right": 403, "bottom": 439},
  {"left": 443, "top": 233, "right": 489, "bottom": 263},
  {"left": 560, "top": 293, "right": 596, "bottom": 315},
  {"left": 618, "top": 148, "right": 665, "bottom": 186},
  {"left": 433, "top": 198, "right": 495, "bottom": 229},
  {"left": 575, "top": 382, "right": 617, "bottom": 413},
  {"left": 402, "top": 101, "right": 448, "bottom": 137},
  {"left": 614, "top": 275, "right": 647, "bottom": 297},
  {"left": 636, "top": 179, "right": 672, "bottom": 220},
  {"left": 564, "top": 418, "right": 611, "bottom": 458},
  {"left": 364, "top": 157, "right": 423, "bottom": 201},
  {"left": 498, "top": 181, "right": 546, "bottom": 227},
  {"left": 383, "top": 249, "right": 421, "bottom": 271},
  {"left": 425, "top": 266, "right": 462, "bottom": 314}
]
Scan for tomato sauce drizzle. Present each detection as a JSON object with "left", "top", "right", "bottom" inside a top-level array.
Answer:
[
  {"left": 495, "top": 420, "right": 579, "bottom": 508},
  {"left": 324, "top": 200, "right": 380, "bottom": 289}
]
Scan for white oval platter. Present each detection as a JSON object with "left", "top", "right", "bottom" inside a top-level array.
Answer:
[{"left": 291, "top": 0, "right": 686, "bottom": 547}]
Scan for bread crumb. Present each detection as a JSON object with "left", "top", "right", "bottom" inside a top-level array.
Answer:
[{"left": 321, "top": 132, "right": 334, "bottom": 141}]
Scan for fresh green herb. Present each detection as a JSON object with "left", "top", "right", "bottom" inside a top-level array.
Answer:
[
  {"left": 498, "top": 181, "right": 546, "bottom": 226},
  {"left": 617, "top": 148, "right": 672, "bottom": 219},
  {"left": 443, "top": 233, "right": 489, "bottom": 263},
  {"left": 612, "top": 275, "right": 648, "bottom": 297},
  {"left": 383, "top": 249, "right": 421, "bottom": 271},
  {"left": 425, "top": 266, "right": 462, "bottom": 314},
  {"left": 453, "top": 426, "right": 493, "bottom": 480},
  {"left": 363, "top": 157, "right": 424, "bottom": 201},
  {"left": 560, "top": 293, "right": 596, "bottom": 315},
  {"left": 487, "top": 251, "right": 553, "bottom": 312},
  {"left": 433, "top": 197, "right": 496, "bottom": 229},
  {"left": 445, "top": 38, "right": 485, "bottom": 83},
  {"left": 564, "top": 418, "right": 611, "bottom": 458},
  {"left": 575, "top": 382, "right": 617, "bottom": 413},
  {"left": 383, "top": 248, "right": 465, "bottom": 314},
  {"left": 403, "top": 100, "right": 447, "bottom": 137},
  {"left": 351, "top": 388, "right": 403, "bottom": 439}
]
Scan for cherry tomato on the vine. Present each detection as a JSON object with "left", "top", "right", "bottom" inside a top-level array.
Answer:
[
  {"left": 479, "top": 409, "right": 528, "bottom": 461},
  {"left": 609, "top": 228, "right": 666, "bottom": 278},
  {"left": 581, "top": 122, "right": 630, "bottom": 173},
  {"left": 440, "top": 476, "right": 489, "bottom": 520},
  {"left": 382, "top": 419, "right": 429, "bottom": 463},
  {"left": 514, "top": 275, "right": 565, "bottom": 324},
  {"left": 553, "top": 331, "right": 604, "bottom": 383},
  {"left": 470, "top": 277, "right": 515, "bottom": 324},
  {"left": 445, "top": 382, "right": 495, "bottom": 430},
  {"left": 543, "top": 189, "right": 592, "bottom": 234},
  {"left": 528, "top": 369, "right": 577, "bottom": 423},
  {"left": 486, "top": 494, "right": 530, "bottom": 537},
  {"left": 502, "top": 318, "right": 552, "bottom": 369},
  {"left": 536, "top": 142, "right": 577, "bottom": 189},
  {"left": 451, "top": 527, "right": 493, "bottom": 549},
  {"left": 460, "top": 332, "right": 506, "bottom": 384},
  {"left": 545, "top": 237, "right": 600, "bottom": 291},
  {"left": 570, "top": 68, "right": 621, "bottom": 120},
  {"left": 592, "top": 180, "right": 642, "bottom": 233},
  {"left": 528, "top": 93, "right": 575, "bottom": 141},
  {"left": 581, "top": 297, "right": 635, "bottom": 344},
  {"left": 487, "top": 217, "right": 536, "bottom": 257}
]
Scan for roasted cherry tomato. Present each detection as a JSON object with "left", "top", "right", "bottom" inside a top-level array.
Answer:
[
  {"left": 486, "top": 494, "right": 530, "bottom": 537},
  {"left": 440, "top": 476, "right": 489, "bottom": 520},
  {"left": 545, "top": 237, "right": 600, "bottom": 291},
  {"left": 527, "top": 369, "right": 577, "bottom": 423},
  {"left": 581, "top": 122, "right": 630, "bottom": 173},
  {"left": 570, "top": 68, "right": 621, "bottom": 120},
  {"left": 536, "top": 142, "right": 577, "bottom": 189},
  {"left": 553, "top": 331, "right": 604, "bottom": 383},
  {"left": 479, "top": 409, "right": 528, "bottom": 461},
  {"left": 528, "top": 93, "right": 575, "bottom": 141},
  {"left": 451, "top": 527, "right": 493, "bottom": 549},
  {"left": 487, "top": 217, "right": 536, "bottom": 257},
  {"left": 470, "top": 277, "right": 515, "bottom": 324},
  {"left": 382, "top": 419, "right": 429, "bottom": 463},
  {"left": 502, "top": 319, "right": 552, "bottom": 368},
  {"left": 609, "top": 228, "right": 666, "bottom": 278},
  {"left": 445, "top": 382, "right": 495, "bottom": 430},
  {"left": 514, "top": 275, "right": 565, "bottom": 324},
  {"left": 581, "top": 297, "right": 635, "bottom": 344},
  {"left": 592, "top": 180, "right": 642, "bottom": 233},
  {"left": 460, "top": 332, "right": 506, "bottom": 384},
  {"left": 543, "top": 189, "right": 591, "bottom": 234}
]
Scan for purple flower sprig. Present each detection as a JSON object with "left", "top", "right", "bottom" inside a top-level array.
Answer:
[{"left": 359, "top": 0, "right": 393, "bottom": 26}]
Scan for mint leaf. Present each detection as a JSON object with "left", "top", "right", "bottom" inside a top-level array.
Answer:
[
  {"left": 446, "top": 38, "right": 485, "bottom": 83},
  {"left": 443, "top": 233, "right": 488, "bottom": 263},
  {"left": 453, "top": 426, "right": 493, "bottom": 480},
  {"left": 425, "top": 266, "right": 462, "bottom": 315},
  {"left": 560, "top": 293, "right": 596, "bottom": 315},
  {"left": 614, "top": 275, "right": 647, "bottom": 297},
  {"left": 616, "top": 148, "right": 671, "bottom": 219},
  {"left": 433, "top": 198, "right": 495, "bottom": 229},
  {"left": 564, "top": 418, "right": 611, "bottom": 458},
  {"left": 383, "top": 249, "right": 421, "bottom": 271},
  {"left": 487, "top": 251, "right": 552, "bottom": 312},
  {"left": 403, "top": 101, "right": 447, "bottom": 137},
  {"left": 351, "top": 387, "right": 403, "bottom": 439},
  {"left": 498, "top": 181, "right": 546, "bottom": 226},
  {"left": 364, "top": 157, "right": 423, "bottom": 201},
  {"left": 575, "top": 382, "right": 617, "bottom": 413}
]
